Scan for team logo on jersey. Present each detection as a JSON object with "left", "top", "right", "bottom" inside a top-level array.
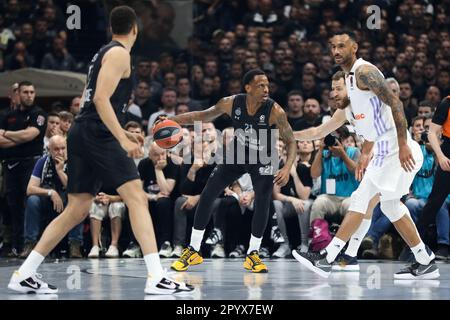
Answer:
[
  {"left": 354, "top": 113, "right": 365, "bottom": 120},
  {"left": 37, "top": 115, "right": 45, "bottom": 126},
  {"left": 259, "top": 115, "right": 265, "bottom": 123},
  {"left": 235, "top": 107, "right": 241, "bottom": 116}
]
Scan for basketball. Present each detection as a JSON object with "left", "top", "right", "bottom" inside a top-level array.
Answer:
[{"left": 152, "top": 119, "right": 183, "bottom": 149}]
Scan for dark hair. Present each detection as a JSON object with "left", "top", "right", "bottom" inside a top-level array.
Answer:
[
  {"left": 48, "top": 111, "right": 61, "bottom": 119},
  {"left": 419, "top": 100, "right": 433, "bottom": 108},
  {"left": 59, "top": 111, "right": 74, "bottom": 121},
  {"left": 330, "top": 29, "right": 357, "bottom": 42},
  {"left": 332, "top": 70, "right": 345, "bottom": 81},
  {"left": 287, "top": 90, "right": 303, "bottom": 98},
  {"left": 125, "top": 121, "right": 142, "bottom": 131},
  {"left": 242, "top": 69, "right": 266, "bottom": 86},
  {"left": 411, "top": 115, "right": 425, "bottom": 126},
  {"left": 18, "top": 81, "right": 34, "bottom": 90},
  {"left": 110, "top": 6, "right": 137, "bottom": 35}
]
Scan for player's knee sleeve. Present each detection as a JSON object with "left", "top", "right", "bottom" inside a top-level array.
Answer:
[
  {"left": 348, "top": 188, "right": 370, "bottom": 215},
  {"left": 89, "top": 203, "right": 107, "bottom": 221},
  {"left": 108, "top": 202, "right": 125, "bottom": 219},
  {"left": 380, "top": 200, "right": 407, "bottom": 222}
]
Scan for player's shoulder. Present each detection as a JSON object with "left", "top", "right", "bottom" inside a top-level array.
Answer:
[{"left": 103, "top": 46, "right": 130, "bottom": 62}]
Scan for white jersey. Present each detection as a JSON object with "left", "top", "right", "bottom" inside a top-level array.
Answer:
[{"left": 344, "top": 58, "right": 423, "bottom": 198}]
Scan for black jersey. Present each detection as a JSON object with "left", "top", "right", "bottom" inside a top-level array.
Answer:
[
  {"left": 77, "top": 40, "right": 133, "bottom": 127},
  {"left": 229, "top": 94, "right": 276, "bottom": 164}
]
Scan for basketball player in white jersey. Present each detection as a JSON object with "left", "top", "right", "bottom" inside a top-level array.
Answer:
[{"left": 292, "top": 31, "right": 439, "bottom": 280}]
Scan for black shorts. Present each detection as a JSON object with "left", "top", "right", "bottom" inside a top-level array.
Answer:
[{"left": 67, "top": 120, "right": 140, "bottom": 195}]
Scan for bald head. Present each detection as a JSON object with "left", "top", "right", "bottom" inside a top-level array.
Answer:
[
  {"left": 149, "top": 141, "right": 167, "bottom": 163},
  {"left": 48, "top": 135, "right": 67, "bottom": 159}
]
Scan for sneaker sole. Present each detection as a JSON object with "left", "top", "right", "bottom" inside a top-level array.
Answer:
[
  {"left": 394, "top": 269, "right": 440, "bottom": 280},
  {"left": 8, "top": 283, "right": 58, "bottom": 294},
  {"left": 292, "top": 250, "right": 330, "bottom": 278},
  {"left": 145, "top": 287, "right": 195, "bottom": 295},
  {"left": 331, "top": 264, "right": 360, "bottom": 272}
]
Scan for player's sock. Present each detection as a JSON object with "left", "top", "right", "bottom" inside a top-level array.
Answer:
[
  {"left": 247, "top": 235, "right": 262, "bottom": 254},
  {"left": 189, "top": 228, "right": 205, "bottom": 252},
  {"left": 411, "top": 241, "right": 433, "bottom": 265},
  {"left": 144, "top": 253, "right": 164, "bottom": 279},
  {"left": 17, "top": 250, "right": 44, "bottom": 279},
  {"left": 345, "top": 218, "right": 371, "bottom": 257},
  {"left": 325, "top": 237, "right": 346, "bottom": 263}
]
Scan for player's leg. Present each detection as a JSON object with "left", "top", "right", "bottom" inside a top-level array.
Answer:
[
  {"left": 171, "top": 164, "right": 244, "bottom": 272},
  {"left": 378, "top": 199, "right": 440, "bottom": 279},
  {"left": 333, "top": 194, "right": 379, "bottom": 271},
  {"left": 243, "top": 169, "right": 274, "bottom": 273},
  {"left": 8, "top": 193, "right": 94, "bottom": 294},
  {"left": 293, "top": 177, "right": 379, "bottom": 277}
]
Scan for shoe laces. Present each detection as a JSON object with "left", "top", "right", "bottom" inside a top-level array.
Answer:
[
  {"left": 248, "top": 252, "right": 263, "bottom": 266},
  {"left": 179, "top": 247, "right": 195, "bottom": 263}
]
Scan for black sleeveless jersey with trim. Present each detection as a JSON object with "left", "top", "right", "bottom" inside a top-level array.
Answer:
[
  {"left": 76, "top": 40, "right": 133, "bottom": 126},
  {"left": 229, "top": 94, "right": 276, "bottom": 164}
]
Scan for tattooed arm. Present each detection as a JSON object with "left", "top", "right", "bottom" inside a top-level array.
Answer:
[
  {"left": 270, "top": 103, "right": 297, "bottom": 186},
  {"left": 355, "top": 65, "right": 415, "bottom": 171},
  {"left": 167, "top": 96, "right": 233, "bottom": 125}
]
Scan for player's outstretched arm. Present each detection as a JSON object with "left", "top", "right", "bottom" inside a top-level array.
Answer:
[
  {"left": 168, "top": 96, "right": 233, "bottom": 125},
  {"left": 356, "top": 64, "right": 415, "bottom": 171},
  {"left": 293, "top": 108, "right": 347, "bottom": 141}
]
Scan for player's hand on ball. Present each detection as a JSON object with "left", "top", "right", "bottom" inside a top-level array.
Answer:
[
  {"left": 399, "top": 144, "right": 415, "bottom": 172},
  {"left": 153, "top": 115, "right": 167, "bottom": 127},
  {"left": 274, "top": 167, "right": 290, "bottom": 186}
]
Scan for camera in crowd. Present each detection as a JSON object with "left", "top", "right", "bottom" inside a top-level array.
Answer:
[
  {"left": 324, "top": 134, "right": 339, "bottom": 149},
  {"left": 421, "top": 131, "right": 429, "bottom": 143}
]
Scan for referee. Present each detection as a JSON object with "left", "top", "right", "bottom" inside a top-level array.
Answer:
[
  {"left": 417, "top": 95, "right": 450, "bottom": 258},
  {"left": 0, "top": 81, "right": 47, "bottom": 256}
]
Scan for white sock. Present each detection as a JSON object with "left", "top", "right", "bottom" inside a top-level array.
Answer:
[
  {"left": 345, "top": 218, "right": 371, "bottom": 257},
  {"left": 247, "top": 234, "right": 262, "bottom": 254},
  {"left": 325, "top": 237, "right": 346, "bottom": 263},
  {"left": 189, "top": 228, "right": 205, "bottom": 252},
  {"left": 144, "top": 253, "right": 164, "bottom": 279},
  {"left": 17, "top": 250, "right": 44, "bottom": 280},
  {"left": 411, "top": 242, "right": 432, "bottom": 265}
]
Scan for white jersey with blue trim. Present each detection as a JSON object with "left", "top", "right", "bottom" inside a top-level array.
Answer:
[{"left": 343, "top": 58, "right": 422, "bottom": 196}]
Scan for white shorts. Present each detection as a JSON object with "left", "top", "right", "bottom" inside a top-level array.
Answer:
[{"left": 348, "top": 137, "right": 423, "bottom": 213}]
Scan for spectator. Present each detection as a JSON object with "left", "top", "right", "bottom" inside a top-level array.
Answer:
[
  {"left": 176, "top": 77, "right": 202, "bottom": 111},
  {"left": 286, "top": 90, "right": 304, "bottom": 129},
  {"left": 425, "top": 85, "right": 441, "bottom": 107},
  {"left": 417, "top": 100, "right": 435, "bottom": 118},
  {"left": 41, "top": 36, "right": 76, "bottom": 71},
  {"left": 69, "top": 96, "right": 82, "bottom": 116},
  {"left": 147, "top": 87, "right": 178, "bottom": 133},
  {"left": 43, "top": 112, "right": 62, "bottom": 152},
  {"left": 87, "top": 190, "right": 125, "bottom": 258},
  {"left": 295, "top": 98, "right": 322, "bottom": 131},
  {"left": 0, "top": 81, "right": 46, "bottom": 256},
  {"left": 134, "top": 142, "right": 179, "bottom": 258},
  {"left": 300, "top": 74, "right": 320, "bottom": 101},
  {"left": 134, "top": 81, "right": 158, "bottom": 131},
  {"left": 273, "top": 139, "right": 314, "bottom": 257},
  {"left": 58, "top": 111, "right": 73, "bottom": 138},
  {"left": 399, "top": 81, "right": 417, "bottom": 126},
  {"left": 20, "top": 135, "right": 83, "bottom": 259},
  {"left": 4, "top": 41, "right": 35, "bottom": 70},
  {"left": 309, "top": 130, "right": 360, "bottom": 251}
]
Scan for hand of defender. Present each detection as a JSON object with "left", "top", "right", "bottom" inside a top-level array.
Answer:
[
  {"left": 399, "top": 144, "right": 415, "bottom": 172},
  {"left": 153, "top": 115, "right": 168, "bottom": 127},
  {"left": 274, "top": 167, "right": 290, "bottom": 187},
  {"left": 356, "top": 153, "right": 371, "bottom": 181},
  {"left": 121, "top": 139, "right": 144, "bottom": 159}
]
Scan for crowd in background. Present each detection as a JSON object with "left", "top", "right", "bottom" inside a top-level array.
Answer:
[{"left": 0, "top": 0, "right": 449, "bottom": 261}]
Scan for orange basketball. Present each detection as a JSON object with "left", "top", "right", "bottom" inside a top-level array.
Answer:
[{"left": 152, "top": 119, "right": 183, "bottom": 149}]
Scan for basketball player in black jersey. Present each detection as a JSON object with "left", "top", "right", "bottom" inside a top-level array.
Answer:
[
  {"left": 160, "top": 69, "right": 297, "bottom": 273},
  {"left": 8, "top": 6, "right": 193, "bottom": 295}
]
